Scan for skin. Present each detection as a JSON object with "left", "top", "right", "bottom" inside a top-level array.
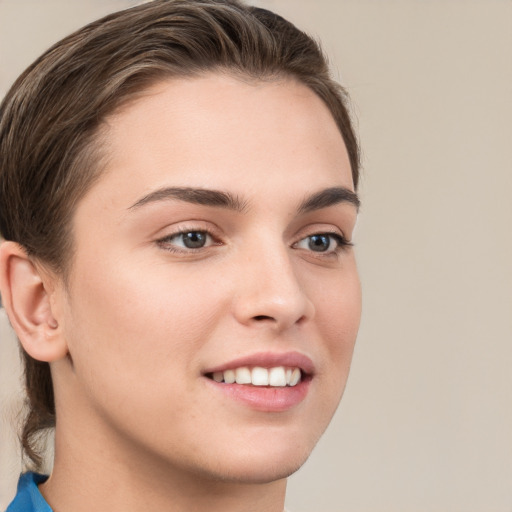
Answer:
[{"left": 1, "top": 74, "right": 361, "bottom": 512}]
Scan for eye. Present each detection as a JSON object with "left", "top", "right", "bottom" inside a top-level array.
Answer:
[
  {"left": 295, "top": 233, "right": 350, "bottom": 253},
  {"left": 158, "top": 230, "right": 215, "bottom": 251}
]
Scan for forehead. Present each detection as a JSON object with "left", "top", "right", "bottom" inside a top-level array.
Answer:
[
  {"left": 76, "top": 73, "right": 353, "bottom": 226},
  {"left": 100, "top": 73, "right": 352, "bottom": 192}
]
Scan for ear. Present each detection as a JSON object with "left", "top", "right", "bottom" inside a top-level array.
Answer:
[{"left": 0, "top": 241, "right": 68, "bottom": 362}]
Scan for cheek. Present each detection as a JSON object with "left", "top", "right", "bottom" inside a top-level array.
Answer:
[
  {"left": 58, "top": 258, "right": 231, "bottom": 445},
  {"left": 315, "top": 257, "right": 361, "bottom": 324},
  {"left": 62, "top": 253, "right": 226, "bottom": 385},
  {"left": 310, "top": 261, "right": 361, "bottom": 377}
]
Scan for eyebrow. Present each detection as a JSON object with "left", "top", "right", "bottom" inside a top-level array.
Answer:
[
  {"left": 129, "top": 187, "right": 248, "bottom": 212},
  {"left": 297, "top": 187, "right": 360, "bottom": 213},
  {"left": 128, "top": 185, "right": 359, "bottom": 213}
]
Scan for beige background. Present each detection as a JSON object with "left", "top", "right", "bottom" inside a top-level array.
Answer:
[{"left": 1, "top": 0, "right": 511, "bottom": 510}]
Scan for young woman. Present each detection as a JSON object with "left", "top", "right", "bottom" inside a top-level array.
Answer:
[{"left": 0, "top": 1, "right": 361, "bottom": 511}]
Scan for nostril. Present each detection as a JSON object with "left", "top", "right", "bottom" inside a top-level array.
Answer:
[{"left": 253, "top": 315, "right": 274, "bottom": 322}]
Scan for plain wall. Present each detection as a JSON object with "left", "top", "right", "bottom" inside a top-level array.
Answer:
[{"left": 1, "top": 1, "right": 511, "bottom": 511}]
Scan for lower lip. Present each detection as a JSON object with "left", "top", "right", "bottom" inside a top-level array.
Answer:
[{"left": 205, "top": 378, "right": 311, "bottom": 412}]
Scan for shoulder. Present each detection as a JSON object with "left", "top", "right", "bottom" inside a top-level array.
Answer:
[{"left": 5, "top": 473, "right": 52, "bottom": 512}]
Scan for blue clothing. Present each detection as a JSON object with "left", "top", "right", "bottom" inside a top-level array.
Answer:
[{"left": 6, "top": 473, "right": 52, "bottom": 512}]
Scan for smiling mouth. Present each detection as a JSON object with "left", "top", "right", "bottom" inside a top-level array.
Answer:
[{"left": 205, "top": 366, "right": 308, "bottom": 387}]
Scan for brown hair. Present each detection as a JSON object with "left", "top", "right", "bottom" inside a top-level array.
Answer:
[{"left": 0, "top": 0, "right": 360, "bottom": 469}]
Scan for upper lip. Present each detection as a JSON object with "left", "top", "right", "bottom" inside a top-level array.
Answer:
[{"left": 203, "top": 351, "right": 315, "bottom": 376}]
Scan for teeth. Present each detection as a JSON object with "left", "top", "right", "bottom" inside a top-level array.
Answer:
[
  {"left": 269, "top": 367, "right": 287, "bottom": 387},
  {"left": 289, "top": 368, "right": 301, "bottom": 387},
  {"left": 235, "top": 367, "right": 252, "bottom": 384},
  {"left": 224, "top": 369, "right": 236, "bottom": 384},
  {"left": 252, "top": 367, "right": 269, "bottom": 386},
  {"left": 210, "top": 366, "right": 302, "bottom": 387}
]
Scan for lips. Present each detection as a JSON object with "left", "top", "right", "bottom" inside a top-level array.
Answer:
[{"left": 203, "top": 351, "right": 314, "bottom": 412}]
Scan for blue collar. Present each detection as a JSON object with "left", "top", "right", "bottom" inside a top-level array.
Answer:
[{"left": 6, "top": 473, "right": 52, "bottom": 512}]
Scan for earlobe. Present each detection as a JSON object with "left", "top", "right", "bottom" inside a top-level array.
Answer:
[{"left": 0, "top": 241, "right": 67, "bottom": 362}]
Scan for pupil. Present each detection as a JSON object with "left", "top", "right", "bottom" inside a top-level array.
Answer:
[
  {"left": 183, "top": 232, "right": 206, "bottom": 249},
  {"left": 308, "top": 234, "right": 329, "bottom": 252}
]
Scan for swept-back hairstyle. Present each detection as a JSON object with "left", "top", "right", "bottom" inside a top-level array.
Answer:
[{"left": 0, "top": 0, "right": 360, "bottom": 469}]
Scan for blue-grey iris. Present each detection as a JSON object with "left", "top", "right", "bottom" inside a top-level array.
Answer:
[
  {"left": 183, "top": 231, "right": 207, "bottom": 249},
  {"left": 308, "top": 234, "right": 330, "bottom": 252}
]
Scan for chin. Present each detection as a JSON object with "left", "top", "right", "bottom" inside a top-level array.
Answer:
[
  {"left": 189, "top": 428, "right": 322, "bottom": 485},
  {"left": 199, "top": 450, "right": 311, "bottom": 485}
]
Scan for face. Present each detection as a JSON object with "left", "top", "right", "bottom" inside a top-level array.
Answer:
[{"left": 54, "top": 74, "right": 361, "bottom": 483}]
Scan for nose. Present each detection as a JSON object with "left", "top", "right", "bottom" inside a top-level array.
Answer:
[{"left": 232, "top": 243, "right": 315, "bottom": 331}]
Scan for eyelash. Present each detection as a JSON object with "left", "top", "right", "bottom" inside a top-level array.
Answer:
[{"left": 156, "top": 228, "right": 352, "bottom": 256}]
